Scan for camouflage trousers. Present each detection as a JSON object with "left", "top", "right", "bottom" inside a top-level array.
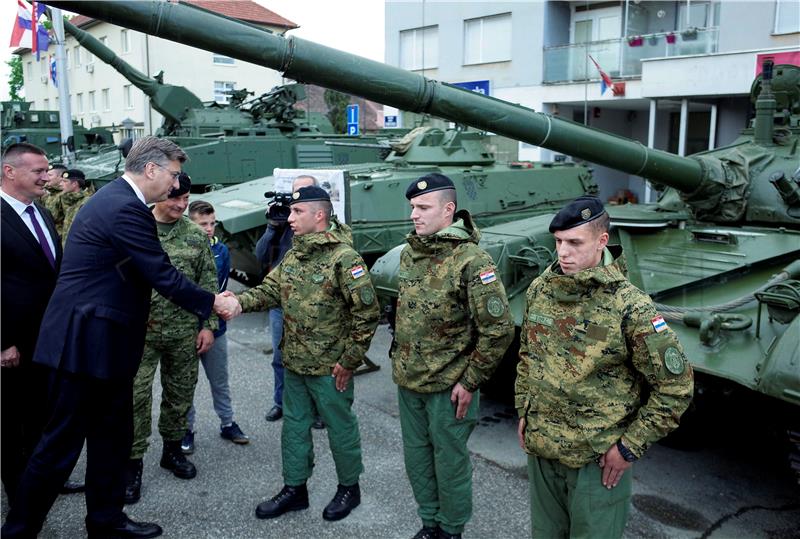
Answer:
[
  {"left": 527, "top": 455, "right": 631, "bottom": 539},
  {"left": 130, "top": 332, "right": 199, "bottom": 459},
  {"left": 282, "top": 370, "right": 363, "bottom": 487},
  {"left": 398, "top": 386, "right": 479, "bottom": 535}
]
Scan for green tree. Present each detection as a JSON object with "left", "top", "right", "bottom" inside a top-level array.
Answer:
[
  {"left": 7, "top": 56, "right": 23, "bottom": 101},
  {"left": 324, "top": 89, "right": 352, "bottom": 134}
]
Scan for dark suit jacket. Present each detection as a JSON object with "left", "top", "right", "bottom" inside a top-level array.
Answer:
[
  {"left": 34, "top": 178, "right": 214, "bottom": 379},
  {"left": 1, "top": 198, "right": 62, "bottom": 361}
]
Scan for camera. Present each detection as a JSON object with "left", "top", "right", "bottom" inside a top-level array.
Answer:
[{"left": 264, "top": 191, "right": 292, "bottom": 222}]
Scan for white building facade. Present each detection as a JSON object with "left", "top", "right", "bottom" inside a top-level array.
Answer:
[
  {"left": 384, "top": 0, "right": 799, "bottom": 202},
  {"left": 19, "top": 3, "right": 296, "bottom": 141}
]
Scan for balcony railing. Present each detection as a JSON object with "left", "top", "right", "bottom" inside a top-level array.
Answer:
[{"left": 543, "top": 27, "right": 719, "bottom": 84}]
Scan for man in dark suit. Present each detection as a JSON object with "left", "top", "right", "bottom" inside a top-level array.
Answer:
[
  {"left": 1, "top": 143, "right": 62, "bottom": 506},
  {"left": 1, "top": 137, "right": 240, "bottom": 539}
]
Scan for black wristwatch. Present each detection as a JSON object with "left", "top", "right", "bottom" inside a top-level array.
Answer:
[{"left": 616, "top": 439, "right": 638, "bottom": 462}]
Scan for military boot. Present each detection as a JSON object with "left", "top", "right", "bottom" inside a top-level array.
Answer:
[
  {"left": 159, "top": 440, "right": 197, "bottom": 479},
  {"left": 439, "top": 530, "right": 462, "bottom": 539},
  {"left": 255, "top": 484, "right": 309, "bottom": 519},
  {"left": 124, "top": 458, "right": 143, "bottom": 505},
  {"left": 411, "top": 526, "right": 440, "bottom": 539},
  {"left": 322, "top": 483, "right": 360, "bottom": 521}
]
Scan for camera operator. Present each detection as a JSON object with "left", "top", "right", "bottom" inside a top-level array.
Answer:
[{"left": 254, "top": 175, "right": 325, "bottom": 429}]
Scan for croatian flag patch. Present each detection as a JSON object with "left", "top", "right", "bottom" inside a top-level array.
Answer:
[
  {"left": 350, "top": 265, "right": 365, "bottom": 279},
  {"left": 651, "top": 315, "right": 668, "bottom": 333},
  {"left": 480, "top": 270, "right": 497, "bottom": 285}
]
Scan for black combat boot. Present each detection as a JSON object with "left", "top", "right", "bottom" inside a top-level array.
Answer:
[
  {"left": 411, "top": 526, "right": 440, "bottom": 539},
  {"left": 322, "top": 483, "right": 361, "bottom": 521},
  {"left": 159, "top": 440, "right": 197, "bottom": 479},
  {"left": 255, "top": 484, "right": 309, "bottom": 519},
  {"left": 439, "top": 530, "right": 462, "bottom": 539},
  {"left": 124, "top": 458, "right": 143, "bottom": 504}
]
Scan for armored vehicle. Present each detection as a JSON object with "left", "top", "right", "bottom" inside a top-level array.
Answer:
[
  {"left": 56, "top": 18, "right": 390, "bottom": 188},
  {"left": 1, "top": 99, "right": 114, "bottom": 156},
  {"left": 50, "top": 1, "right": 800, "bottom": 476}
]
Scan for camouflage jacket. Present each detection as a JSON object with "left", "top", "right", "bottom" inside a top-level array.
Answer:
[
  {"left": 515, "top": 245, "right": 694, "bottom": 467},
  {"left": 43, "top": 189, "right": 65, "bottom": 236},
  {"left": 239, "top": 217, "right": 380, "bottom": 375},
  {"left": 60, "top": 190, "right": 91, "bottom": 245},
  {"left": 146, "top": 215, "right": 218, "bottom": 340},
  {"left": 391, "top": 210, "right": 514, "bottom": 394}
]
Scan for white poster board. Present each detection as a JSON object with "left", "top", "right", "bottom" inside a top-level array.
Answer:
[{"left": 273, "top": 168, "right": 347, "bottom": 223}]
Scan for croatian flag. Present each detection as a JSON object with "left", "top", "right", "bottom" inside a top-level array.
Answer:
[
  {"left": 10, "top": 0, "right": 49, "bottom": 60},
  {"left": 589, "top": 55, "right": 614, "bottom": 95}
]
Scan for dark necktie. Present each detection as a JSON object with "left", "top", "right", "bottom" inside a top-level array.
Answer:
[{"left": 24, "top": 205, "right": 56, "bottom": 268}]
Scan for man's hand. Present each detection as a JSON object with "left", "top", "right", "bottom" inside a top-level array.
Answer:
[
  {"left": 598, "top": 443, "right": 633, "bottom": 489},
  {"left": 1, "top": 346, "right": 21, "bottom": 368},
  {"left": 196, "top": 329, "right": 215, "bottom": 355},
  {"left": 517, "top": 417, "right": 526, "bottom": 450},
  {"left": 332, "top": 362, "right": 353, "bottom": 392},
  {"left": 214, "top": 292, "right": 241, "bottom": 321},
  {"left": 450, "top": 383, "right": 473, "bottom": 420}
]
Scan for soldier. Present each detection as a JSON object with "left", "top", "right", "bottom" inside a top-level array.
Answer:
[
  {"left": 58, "top": 169, "right": 91, "bottom": 245},
  {"left": 515, "top": 195, "right": 694, "bottom": 538},
  {"left": 392, "top": 173, "right": 514, "bottom": 539},
  {"left": 232, "top": 185, "right": 379, "bottom": 522},
  {"left": 42, "top": 164, "right": 67, "bottom": 229},
  {"left": 124, "top": 172, "right": 220, "bottom": 504}
]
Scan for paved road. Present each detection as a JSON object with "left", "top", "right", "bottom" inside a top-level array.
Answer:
[{"left": 3, "top": 310, "right": 798, "bottom": 538}]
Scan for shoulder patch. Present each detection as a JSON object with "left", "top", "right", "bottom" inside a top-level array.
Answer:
[
  {"left": 359, "top": 286, "right": 374, "bottom": 305},
  {"left": 663, "top": 346, "right": 685, "bottom": 375},
  {"left": 486, "top": 296, "right": 506, "bottom": 318},
  {"left": 651, "top": 315, "right": 668, "bottom": 333},
  {"left": 350, "top": 265, "right": 366, "bottom": 279},
  {"left": 479, "top": 269, "right": 497, "bottom": 285}
]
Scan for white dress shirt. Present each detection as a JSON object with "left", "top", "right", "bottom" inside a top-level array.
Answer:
[
  {"left": 1, "top": 188, "right": 57, "bottom": 256},
  {"left": 122, "top": 174, "right": 147, "bottom": 206}
]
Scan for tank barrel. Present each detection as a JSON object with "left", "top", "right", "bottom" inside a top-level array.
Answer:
[
  {"left": 47, "top": 0, "right": 703, "bottom": 190},
  {"left": 61, "top": 15, "right": 203, "bottom": 125}
]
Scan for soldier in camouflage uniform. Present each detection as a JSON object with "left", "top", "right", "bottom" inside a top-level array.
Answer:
[
  {"left": 42, "top": 164, "right": 66, "bottom": 231},
  {"left": 515, "top": 196, "right": 694, "bottom": 538},
  {"left": 391, "top": 173, "right": 515, "bottom": 539},
  {"left": 124, "top": 173, "right": 219, "bottom": 505},
  {"left": 234, "top": 185, "right": 379, "bottom": 522},
  {"left": 57, "top": 169, "right": 91, "bottom": 245}
]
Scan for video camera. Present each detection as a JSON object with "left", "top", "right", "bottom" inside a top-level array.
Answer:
[{"left": 264, "top": 191, "right": 292, "bottom": 223}]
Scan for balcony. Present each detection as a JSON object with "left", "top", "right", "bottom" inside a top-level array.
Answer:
[{"left": 543, "top": 27, "right": 719, "bottom": 84}]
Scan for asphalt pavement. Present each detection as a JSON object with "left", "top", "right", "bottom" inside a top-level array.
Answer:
[{"left": 2, "top": 308, "right": 798, "bottom": 538}]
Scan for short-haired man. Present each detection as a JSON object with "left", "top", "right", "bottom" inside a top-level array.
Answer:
[
  {"left": 232, "top": 186, "right": 380, "bottom": 522},
  {"left": 515, "top": 196, "right": 694, "bottom": 538},
  {"left": 57, "top": 169, "right": 91, "bottom": 244},
  {"left": 124, "top": 173, "right": 220, "bottom": 505},
  {"left": 42, "top": 163, "right": 66, "bottom": 211},
  {"left": 392, "top": 173, "right": 515, "bottom": 539},
  {"left": 181, "top": 200, "right": 249, "bottom": 455}
]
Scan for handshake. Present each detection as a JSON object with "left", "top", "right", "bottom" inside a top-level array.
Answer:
[{"left": 213, "top": 291, "right": 242, "bottom": 321}]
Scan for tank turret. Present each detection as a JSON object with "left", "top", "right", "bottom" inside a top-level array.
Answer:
[{"left": 46, "top": 1, "right": 799, "bottom": 228}]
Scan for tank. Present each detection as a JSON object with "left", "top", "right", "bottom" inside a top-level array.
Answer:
[
  {"left": 1, "top": 99, "right": 114, "bottom": 156},
  {"left": 48, "top": 1, "right": 800, "bottom": 476},
  {"left": 57, "top": 17, "right": 391, "bottom": 188}
]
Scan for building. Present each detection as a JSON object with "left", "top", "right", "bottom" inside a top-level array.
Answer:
[
  {"left": 384, "top": 0, "right": 799, "bottom": 202},
  {"left": 17, "top": 0, "right": 297, "bottom": 140}
]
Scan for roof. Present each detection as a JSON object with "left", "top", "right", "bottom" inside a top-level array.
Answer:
[{"left": 70, "top": 1, "right": 298, "bottom": 30}]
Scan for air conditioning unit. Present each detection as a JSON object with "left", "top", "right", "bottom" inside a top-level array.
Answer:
[
  {"left": 40, "top": 75, "right": 48, "bottom": 84},
  {"left": 86, "top": 64, "right": 94, "bottom": 73}
]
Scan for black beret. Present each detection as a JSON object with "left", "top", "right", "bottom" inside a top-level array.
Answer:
[
  {"left": 63, "top": 169, "right": 85, "bottom": 182},
  {"left": 168, "top": 172, "right": 192, "bottom": 198},
  {"left": 290, "top": 185, "right": 330, "bottom": 205},
  {"left": 549, "top": 196, "right": 607, "bottom": 232},
  {"left": 49, "top": 163, "right": 68, "bottom": 171},
  {"left": 405, "top": 172, "right": 455, "bottom": 200}
]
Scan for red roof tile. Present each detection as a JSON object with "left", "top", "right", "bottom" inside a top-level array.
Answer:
[{"left": 70, "top": 1, "right": 297, "bottom": 30}]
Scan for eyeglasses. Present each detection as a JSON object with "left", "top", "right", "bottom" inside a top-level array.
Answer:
[{"left": 150, "top": 162, "right": 181, "bottom": 180}]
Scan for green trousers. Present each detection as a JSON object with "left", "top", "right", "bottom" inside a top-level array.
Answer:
[
  {"left": 282, "top": 370, "right": 363, "bottom": 487},
  {"left": 130, "top": 332, "right": 199, "bottom": 459},
  {"left": 527, "top": 455, "right": 632, "bottom": 539},
  {"left": 398, "top": 386, "right": 479, "bottom": 535}
]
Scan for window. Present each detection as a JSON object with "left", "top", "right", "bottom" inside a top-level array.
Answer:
[
  {"left": 64, "top": 51, "right": 69, "bottom": 70},
  {"left": 102, "top": 88, "right": 110, "bottom": 111},
  {"left": 213, "top": 81, "right": 236, "bottom": 104},
  {"left": 678, "top": 1, "right": 710, "bottom": 30},
  {"left": 89, "top": 91, "right": 96, "bottom": 112},
  {"left": 464, "top": 13, "right": 511, "bottom": 65},
  {"left": 775, "top": 0, "right": 800, "bottom": 33},
  {"left": 43, "top": 98, "right": 49, "bottom": 110},
  {"left": 40, "top": 59, "right": 47, "bottom": 77},
  {"left": 213, "top": 54, "right": 235, "bottom": 65},
  {"left": 26, "top": 61, "right": 32, "bottom": 78},
  {"left": 124, "top": 85, "right": 134, "bottom": 109},
  {"left": 85, "top": 48, "right": 94, "bottom": 64},
  {"left": 73, "top": 46, "right": 81, "bottom": 67},
  {"left": 399, "top": 26, "right": 438, "bottom": 70},
  {"left": 76, "top": 93, "right": 84, "bottom": 113},
  {"left": 121, "top": 29, "right": 130, "bottom": 53}
]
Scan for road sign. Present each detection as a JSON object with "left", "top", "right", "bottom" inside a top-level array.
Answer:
[
  {"left": 346, "top": 104, "right": 359, "bottom": 136},
  {"left": 384, "top": 115, "right": 398, "bottom": 128},
  {"left": 347, "top": 124, "right": 359, "bottom": 135},
  {"left": 451, "top": 80, "right": 491, "bottom": 96}
]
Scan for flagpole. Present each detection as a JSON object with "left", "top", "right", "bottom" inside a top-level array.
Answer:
[{"left": 50, "top": 8, "right": 74, "bottom": 165}]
